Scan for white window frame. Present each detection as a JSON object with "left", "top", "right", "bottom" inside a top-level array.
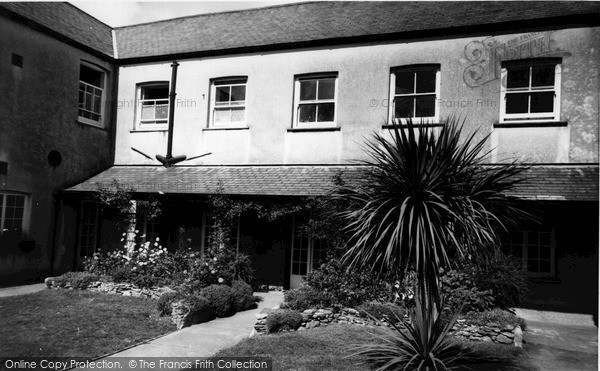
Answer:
[
  {"left": 77, "top": 200, "right": 100, "bottom": 258},
  {"left": 389, "top": 65, "right": 440, "bottom": 125},
  {"left": 293, "top": 73, "right": 338, "bottom": 128},
  {"left": 78, "top": 62, "right": 106, "bottom": 128},
  {"left": 500, "top": 60, "right": 561, "bottom": 123},
  {"left": 0, "top": 192, "right": 29, "bottom": 236},
  {"left": 136, "top": 82, "right": 169, "bottom": 130},
  {"left": 209, "top": 78, "right": 248, "bottom": 128}
]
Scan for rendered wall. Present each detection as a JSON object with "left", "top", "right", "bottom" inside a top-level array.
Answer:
[
  {"left": 113, "top": 27, "right": 599, "bottom": 167},
  {"left": 0, "top": 17, "right": 115, "bottom": 281}
]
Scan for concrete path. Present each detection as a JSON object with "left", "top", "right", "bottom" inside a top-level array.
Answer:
[
  {"left": 104, "top": 291, "right": 283, "bottom": 358},
  {"left": 0, "top": 283, "right": 46, "bottom": 297},
  {"left": 515, "top": 308, "right": 598, "bottom": 370}
]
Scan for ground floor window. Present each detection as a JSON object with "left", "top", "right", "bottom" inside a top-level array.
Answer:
[
  {"left": 290, "top": 218, "right": 328, "bottom": 288},
  {"left": 505, "top": 229, "right": 555, "bottom": 276}
]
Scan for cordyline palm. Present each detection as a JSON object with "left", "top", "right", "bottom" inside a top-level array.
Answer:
[{"left": 338, "top": 117, "right": 527, "bottom": 311}]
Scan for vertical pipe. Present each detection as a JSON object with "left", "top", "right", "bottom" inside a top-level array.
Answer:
[{"left": 166, "top": 61, "right": 179, "bottom": 159}]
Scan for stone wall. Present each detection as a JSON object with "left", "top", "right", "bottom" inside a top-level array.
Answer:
[
  {"left": 254, "top": 307, "right": 523, "bottom": 347},
  {"left": 45, "top": 278, "right": 172, "bottom": 299}
]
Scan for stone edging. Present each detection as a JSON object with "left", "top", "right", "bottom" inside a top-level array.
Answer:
[
  {"left": 44, "top": 278, "right": 172, "bottom": 299},
  {"left": 254, "top": 307, "right": 523, "bottom": 347}
]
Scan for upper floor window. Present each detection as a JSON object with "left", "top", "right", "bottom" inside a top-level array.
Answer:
[
  {"left": 294, "top": 73, "right": 337, "bottom": 128},
  {"left": 390, "top": 65, "right": 440, "bottom": 124},
  {"left": 78, "top": 63, "right": 106, "bottom": 127},
  {"left": 500, "top": 59, "right": 561, "bottom": 122},
  {"left": 0, "top": 193, "right": 27, "bottom": 236},
  {"left": 137, "top": 82, "right": 169, "bottom": 129},
  {"left": 210, "top": 78, "right": 247, "bottom": 128}
]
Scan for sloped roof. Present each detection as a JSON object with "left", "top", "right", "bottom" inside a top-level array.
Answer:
[
  {"left": 0, "top": 2, "right": 114, "bottom": 58},
  {"left": 113, "top": 1, "right": 600, "bottom": 60},
  {"left": 64, "top": 164, "right": 599, "bottom": 201}
]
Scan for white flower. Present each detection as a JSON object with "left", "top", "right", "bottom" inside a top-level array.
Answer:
[
  {"left": 155, "top": 237, "right": 160, "bottom": 242},
  {"left": 213, "top": 257, "right": 217, "bottom": 261},
  {"left": 218, "top": 277, "right": 224, "bottom": 283}
]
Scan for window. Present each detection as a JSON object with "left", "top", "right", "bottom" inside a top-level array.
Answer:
[
  {"left": 210, "top": 78, "right": 247, "bottom": 127},
  {"left": 294, "top": 74, "right": 337, "bottom": 127},
  {"left": 78, "top": 63, "right": 106, "bottom": 127},
  {"left": 505, "top": 229, "right": 555, "bottom": 276},
  {"left": 500, "top": 59, "right": 561, "bottom": 122},
  {"left": 390, "top": 65, "right": 440, "bottom": 124},
  {"left": 137, "top": 82, "right": 169, "bottom": 129},
  {"left": 0, "top": 193, "right": 27, "bottom": 236}
]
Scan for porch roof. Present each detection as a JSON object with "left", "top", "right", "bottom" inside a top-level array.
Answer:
[{"left": 64, "top": 164, "right": 599, "bottom": 201}]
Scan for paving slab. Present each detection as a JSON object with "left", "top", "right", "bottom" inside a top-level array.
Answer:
[
  {"left": 80, "top": 291, "right": 283, "bottom": 370},
  {"left": 0, "top": 283, "right": 46, "bottom": 297}
]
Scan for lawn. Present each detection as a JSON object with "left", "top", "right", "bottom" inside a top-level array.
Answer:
[
  {"left": 0, "top": 289, "right": 176, "bottom": 358},
  {"left": 214, "top": 324, "right": 539, "bottom": 371}
]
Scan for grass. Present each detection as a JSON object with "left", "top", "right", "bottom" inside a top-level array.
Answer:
[
  {"left": 0, "top": 289, "right": 176, "bottom": 358},
  {"left": 214, "top": 324, "right": 538, "bottom": 371}
]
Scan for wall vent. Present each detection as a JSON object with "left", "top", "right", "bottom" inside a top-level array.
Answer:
[{"left": 11, "top": 53, "right": 23, "bottom": 67}]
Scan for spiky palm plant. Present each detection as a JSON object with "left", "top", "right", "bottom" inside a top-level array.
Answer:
[{"left": 339, "top": 117, "right": 528, "bottom": 370}]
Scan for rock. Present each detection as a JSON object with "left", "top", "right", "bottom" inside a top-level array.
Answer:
[
  {"left": 486, "top": 322, "right": 501, "bottom": 328},
  {"left": 496, "top": 334, "right": 513, "bottom": 344},
  {"left": 346, "top": 308, "right": 360, "bottom": 316},
  {"left": 456, "top": 319, "right": 466, "bottom": 323},
  {"left": 255, "top": 313, "right": 268, "bottom": 320},
  {"left": 502, "top": 324, "right": 515, "bottom": 332},
  {"left": 481, "top": 336, "right": 493, "bottom": 342},
  {"left": 298, "top": 326, "right": 306, "bottom": 331},
  {"left": 306, "top": 321, "right": 320, "bottom": 329},
  {"left": 44, "top": 277, "right": 55, "bottom": 288},
  {"left": 303, "top": 309, "right": 316, "bottom": 315},
  {"left": 122, "top": 291, "right": 132, "bottom": 296},
  {"left": 513, "top": 326, "right": 523, "bottom": 348}
]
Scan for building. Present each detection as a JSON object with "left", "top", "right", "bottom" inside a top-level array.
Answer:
[
  {"left": 0, "top": 3, "right": 116, "bottom": 283},
  {"left": 2, "top": 2, "right": 599, "bottom": 314}
]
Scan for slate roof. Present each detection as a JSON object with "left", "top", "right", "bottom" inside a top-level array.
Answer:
[
  {"left": 0, "top": 2, "right": 114, "bottom": 58},
  {"left": 65, "top": 164, "right": 599, "bottom": 201},
  {"left": 113, "top": 1, "right": 600, "bottom": 60}
]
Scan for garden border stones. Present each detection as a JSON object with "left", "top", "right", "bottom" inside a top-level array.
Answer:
[{"left": 254, "top": 307, "right": 523, "bottom": 347}]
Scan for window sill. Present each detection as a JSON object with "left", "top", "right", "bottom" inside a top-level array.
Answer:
[
  {"left": 203, "top": 126, "right": 250, "bottom": 131},
  {"left": 76, "top": 120, "right": 108, "bottom": 131},
  {"left": 130, "top": 128, "right": 169, "bottom": 133},
  {"left": 287, "top": 126, "right": 341, "bottom": 132},
  {"left": 494, "top": 121, "right": 567, "bottom": 128},
  {"left": 382, "top": 122, "right": 444, "bottom": 129}
]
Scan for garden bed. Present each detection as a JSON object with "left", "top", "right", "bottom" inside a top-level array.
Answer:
[{"left": 0, "top": 289, "right": 175, "bottom": 357}]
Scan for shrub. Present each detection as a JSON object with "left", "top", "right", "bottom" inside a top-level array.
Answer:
[
  {"left": 304, "top": 257, "right": 393, "bottom": 308},
  {"left": 157, "top": 291, "right": 181, "bottom": 316},
  {"left": 357, "top": 301, "right": 406, "bottom": 321},
  {"left": 184, "top": 295, "right": 215, "bottom": 324},
  {"left": 231, "top": 280, "right": 257, "bottom": 312},
  {"left": 441, "top": 270, "right": 494, "bottom": 312},
  {"left": 201, "top": 284, "right": 235, "bottom": 317},
  {"left": 463, "top": 309, "right": 525, "bottom": 329},
  {"left": 282, "top": 285, "right": 335, "bottom": 311},
  {"left": 474, "top": 251, "right": 528, "bottom": 309},
  {"left": 265, "top": 309, "right": 303, "bottom": 333},
  {"left": 52, "top": 272, "right": 99, "bottom": 289}
]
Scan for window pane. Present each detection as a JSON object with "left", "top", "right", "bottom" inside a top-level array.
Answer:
[
  {"left": 143, "top": 85, "right": 169, "bottom": 99},
  {"left": 216, "top": 86, "right": 230, "bottom": 103},
  {"left": 506, "top": 66, "right": 529, "bottom": 89},
  {"left": 528, "top": 245, "right": 539, "bottom": 258},
  {"left": 80, "top": 65, "right": 103, "bottom": 87},
  {"left": 299, "top": 104, "right": 316, "bottom": 122},
  {"left": 318, "top": 79, "right": 335, "bottom": 100},
  {"left": 540, "top": 232, "right": 551, "bottom": 246},
  {"left": 528, "top": 260, "right": 539, "bottom": 272},
  {"left": 231, "top": 85, "right": 246, "bottom": 102},
  {"left": 539, "top": 260, "right": 551, "bottom": 273},
  {"left": 317, "top": 103, "right": 335, "bottom": 122},
  {"left": 540, "top": 247, "right": 550, "bottom": 259},
  {"left": 300, "top": 80, "right": 317, "bottom": 101},
  {"left": 156, "top": 103, "right": 168, "bottom": 119},
  {"left": 415, "top": 95, "right": 436, "bottom": 117},
  {"left": 230, "top": 107, "right": 245, "bottom": 122},
  {"left": 141, "top": 105, "right": 154, "bottom": 120},
  {"left": 505, "top": 93, "right": 529, "bottom": 114},
  {"left": 395, "top": 71, "right": 414, "bottom": 94},
  {"left": 530, "top": 92, "right": 554, "bottom": 113},
  {"left": 531, "top": 64, "right": 555, "bottom": 87},
  {"left": 416, "top": 70, "right": 436, "bottom": 93},
  {"left": 394, "top": 97, "right": 413, "bottom": 118},
  {"left": 213, "top": 109, "right": 230, "bottom": 123}
]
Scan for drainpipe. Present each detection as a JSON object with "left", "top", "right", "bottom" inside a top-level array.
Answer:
[{"left": 166, "top": 61, "right": 179, "bottom": 161}]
